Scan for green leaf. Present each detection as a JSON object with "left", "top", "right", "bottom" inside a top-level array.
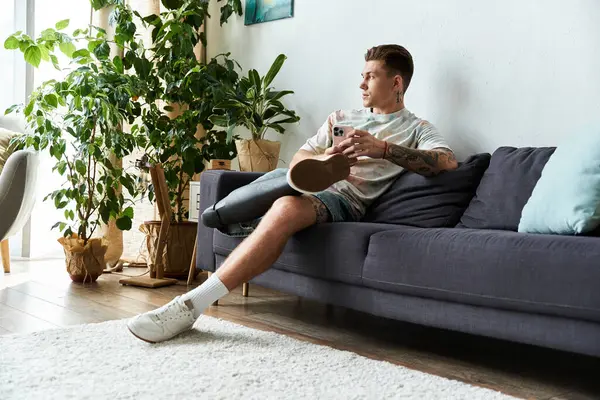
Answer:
[
  {"left": 59, "top": 42, "right": 76, "bottom": 58},
  {"left": 57, "top": 161, "right": 67, "bottom": 175},
  {"left": 38, "top": 45, "right": 50, "bottom": 62},
  {"left": 4, "top": 36, "right": 19, "bottom": 50},
  {"left": 93, "top": 42, "right": 110, "bottom": 59},
  {"left": 263, "top": 54, "right": 286, "bottom": 88},
  {"left": 19, "top": 40, "right": 29, "bottom": 52},
  {"left": 75, "top": 159, "right": 86, "bottom": 176},
  {"left": 41, "top": 28, "right": 57, "bottom": 41},
  {"left": 133, "top": 57, "right": 151, "bottom": 78},
  {"left": 4, "top": 104, "right": 19, "bottom": 115},
  {"left": 250, "top": 69, "right": 261, "bottom": 93},
  {"left": 113, "top": 55, "right": 123, "bottom": 73},
  {"left": 55, "top": 19, "right": 70, "bottom": 30},
  {"left": 24, "top": 45, "right": 42, "bottom": 67},
  {"left": 24, "top": 101, "right": 34, "bottom": 117},
  {"left": 99, "top": 205, "right": 110, "bottom": 224},
  {"left": 271, "top": 117, "right": 299, "bottom": 125},
  {"left": 267, "top": 123, "right": 285, "bottom": 134},
  {"left": 122, "top": 206, "right": 134, "bottom": 219},
  {"left": 44, "top": 94, "right": 58, "bottom": 108},
  {"left": 208, "top": 115, "right": 229, "bottom": 127},
  {"left": 116, "top": 216, "right": 132, "bottom": 231},
  {"left": 268, "top": 90, "right": 294, "bottom": 102},
  {"left": 161, "top": 0, "right": 184, "bottom": 11},
  {"left": 50, "top": 54, "right": 60, "bottom": 69},
  {"left": 87, "top": 40, "right": 100, "bottom": 53},
  {"left": 72, "top": 49, "right": 90, "bottom": 59}
]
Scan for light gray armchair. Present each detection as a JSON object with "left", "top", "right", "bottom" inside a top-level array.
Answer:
[{"left": 0, "top": 150, "right": 39, "bottom": 273}]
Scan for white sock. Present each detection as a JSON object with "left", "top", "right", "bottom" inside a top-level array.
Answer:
[{"left": 180, "top": 274, "right": 230, "bottom": 318}]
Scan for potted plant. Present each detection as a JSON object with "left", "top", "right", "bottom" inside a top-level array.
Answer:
[
  {"left": 127, "top": 0, "right": 242, "bottom": 278},
  {"left": 201, "top": 130, "right": 239, "bottom": 170},
  {"left": 4, "top": 17, "right": 143, "bottom": 282},
  {"left": 210, "top": 54, "right": 300, "bottom": 172}
]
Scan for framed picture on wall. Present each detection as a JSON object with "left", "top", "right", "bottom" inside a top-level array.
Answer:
[{"left": 245, "top": 0, "right": 294, "bottom": 25}]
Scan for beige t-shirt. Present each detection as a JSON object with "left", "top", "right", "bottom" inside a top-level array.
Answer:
[{"left": 300, "top": 108, "right": 451, "bottom": 215}]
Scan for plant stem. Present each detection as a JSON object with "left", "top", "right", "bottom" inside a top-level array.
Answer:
[
  {"left": 176, "top": 165, "right": 185, "bottom": 222},
  {"left": 82, "top": 123, "right": 97, "bottom": 244}
]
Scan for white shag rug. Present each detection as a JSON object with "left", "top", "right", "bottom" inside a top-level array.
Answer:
[{"left": 0, "top": 315, "right": 516, "bottom": 400}]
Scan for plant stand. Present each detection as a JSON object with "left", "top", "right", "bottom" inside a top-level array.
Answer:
[{"left": 119, "top": 163, "right": 178, "bottom": 288}]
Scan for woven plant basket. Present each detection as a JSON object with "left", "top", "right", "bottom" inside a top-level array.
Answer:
[
  {"left": 58, "top": 235, "right": 108, "bottom": 283},
  {"left": 235, "top": 139, "right": 280, "bottom": 172},
  {"left": 140, "top": 221, "right": 198, "bottom": 279}
]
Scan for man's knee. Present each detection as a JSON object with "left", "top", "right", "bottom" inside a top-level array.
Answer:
[
  {"left": 262, "top": 195, "right": 318, "bottom": 228},
  {"left": 270, "top": 196, "right": 308, "bottom": 219}
]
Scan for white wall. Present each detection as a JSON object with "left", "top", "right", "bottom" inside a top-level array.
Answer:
[{"left": 207, "top": 0, "right": 600, "bottom": 163}]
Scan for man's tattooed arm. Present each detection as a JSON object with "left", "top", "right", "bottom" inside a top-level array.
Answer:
[{"left": 384, "top": 145, "right": 458, "bottom": 176}]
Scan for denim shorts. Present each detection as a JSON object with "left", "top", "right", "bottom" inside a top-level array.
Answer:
[{"left": 224, "top": 168, "right": 362, "bottom": 237}]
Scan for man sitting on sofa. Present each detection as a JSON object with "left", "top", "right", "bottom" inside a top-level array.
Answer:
[{"left": 127, "top": 44, "right": 459, "bottom": 343}]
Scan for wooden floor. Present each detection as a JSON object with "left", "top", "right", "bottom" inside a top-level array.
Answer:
[{"left": 1, "top": 259, "right": 599, "bottom": 400}]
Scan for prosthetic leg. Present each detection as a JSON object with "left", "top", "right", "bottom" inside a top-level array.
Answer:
[
  {"left": 201, "top": 154, "right": 351, "bottom": 229},
  {"left": 201, "top": 170, "right": 301, "bottom": 229}
]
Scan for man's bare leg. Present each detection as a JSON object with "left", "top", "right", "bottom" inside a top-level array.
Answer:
[
  {"left": 179, "top": 194, "right": 329, "bottom": 315},
  {"left": 126, "top": 194, "right": 329, "bottom": 343},
  {"left": 216, "top": 194, "right": 328, "bottom": 290}
]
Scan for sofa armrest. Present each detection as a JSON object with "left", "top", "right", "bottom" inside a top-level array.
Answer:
[{"left": 196, "top": 170, "right": 264, "bottom": 272}]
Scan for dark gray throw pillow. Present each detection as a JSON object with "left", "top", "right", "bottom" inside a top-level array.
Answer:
[
  {"left": 362, "top": 153, "right": 491, "bottom": 228},
  {"left": 457, "top": 146, "right": 555, "bottom": 231}
]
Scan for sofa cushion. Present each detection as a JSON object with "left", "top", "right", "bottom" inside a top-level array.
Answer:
[
  {"left": 458, "top": 147, "right": 555, "bottom": 231},
  {"left": 519, "top": 128, "right": 600, "bottom": 235},
  {"left": 362, "top": 153, "right": 491, "bottom": 228},
  {"left": 213, "top": 222, "right": 397, "bottom": 285},
  {"left": 362, "top": 226, "right": 600, "bottom": 322}
]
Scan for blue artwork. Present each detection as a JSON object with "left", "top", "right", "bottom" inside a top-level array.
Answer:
[{"left": 245, "top": 0, "right": 294, "bottom": 25}]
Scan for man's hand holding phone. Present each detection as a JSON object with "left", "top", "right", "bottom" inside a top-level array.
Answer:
[{"left": 327, "top": 125, "right": 358, "bottom": 166}]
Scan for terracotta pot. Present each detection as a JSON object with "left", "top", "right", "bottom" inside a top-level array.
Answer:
[
  {"left": 140, "top": 221, "right": 198, "bottom": 280},
  {"left": 235, "top": 139, "right": 281, "bottom": 172}
]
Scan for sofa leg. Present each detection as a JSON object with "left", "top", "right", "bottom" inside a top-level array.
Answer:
[
  {"left": 207, "top": 271, "right": 218, "bottom": 306},
  {"left": 242, "top": 282, "right": 249, "bottom": 297},
  {"left": 1, "top": 239, "right": 9, "bottom": 273}
]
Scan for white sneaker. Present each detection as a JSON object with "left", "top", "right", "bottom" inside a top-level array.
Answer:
[{"left": 127, "top": 296, "right": 196, "bottom": 343}]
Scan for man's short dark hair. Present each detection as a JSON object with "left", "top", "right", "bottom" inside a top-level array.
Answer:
[{"left": 365, "top": 45, "right": 414, "bottom": 94}]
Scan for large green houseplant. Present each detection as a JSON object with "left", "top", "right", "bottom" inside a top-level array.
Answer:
[
  {"left": 4, "top": 17, "right": 144, "bottom": 282},
  {"left": 109, "top": 0, "right": 243, "bottom": 278},
  {"left": 210, "top": 54, "right": 300, "bottom": 172}
]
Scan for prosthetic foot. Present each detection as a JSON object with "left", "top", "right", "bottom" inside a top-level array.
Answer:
[{"left": 287, "top": 154, "right": 350, "bottom": 194}]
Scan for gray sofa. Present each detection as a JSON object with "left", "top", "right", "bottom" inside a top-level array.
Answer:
[{"left": 195, "top": 147, "right": 600, "bottom": 357}]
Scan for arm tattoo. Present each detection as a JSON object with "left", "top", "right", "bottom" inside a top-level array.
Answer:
[
  {"left": 306, "top": 195, "right": 331, "bottom": 224},
  {"left": 384, "top": 145, "right": 457, "bottom": 177}
]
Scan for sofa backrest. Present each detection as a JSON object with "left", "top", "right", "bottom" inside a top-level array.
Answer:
[
  {"left": 362, "top": 153, "right": 491, "bottom": 228},
  {"left": 457, "top": 146, "right": 555, "bottom": 231}
]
